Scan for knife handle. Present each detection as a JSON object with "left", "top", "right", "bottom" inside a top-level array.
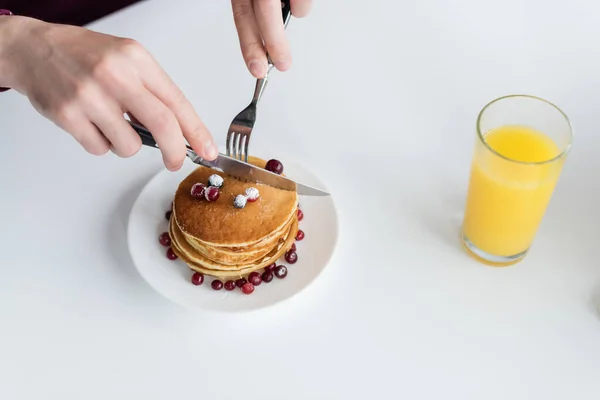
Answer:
[
  {"left": 129, "top": 120, "right": 193, "bottom": 151},
  {"left": 128, "top": 120, "right": 204, "bottom": 167},
  {"left": 129, "top": 121, "right": 159, "bottom": 149}
]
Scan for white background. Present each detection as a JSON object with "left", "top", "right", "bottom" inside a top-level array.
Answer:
[{"left": 2, "top": 0, "right": 600, "bottom": 398}]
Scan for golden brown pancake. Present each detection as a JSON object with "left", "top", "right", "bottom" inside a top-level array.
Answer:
[
  {"left": 169, "top": 217, "right": 298, "bottom": 278},
  {"left": 168, "top": 156, "right": 298, "bottom": 278},
  {"left": 182, "top": 217, "right": 296, "bottom": 264},
  {"left": 173, "top": 156, "right": 298, "bottom": 246}
]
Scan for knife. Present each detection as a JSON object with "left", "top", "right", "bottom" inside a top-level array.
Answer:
[{"left": 129, "top": 121, "right": 330, "bottom": 197}]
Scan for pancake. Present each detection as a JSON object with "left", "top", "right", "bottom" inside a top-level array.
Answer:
[
  {"left": 168, "top": 155, "right": 298, "bottom": 278},
  {"left": 170, "top": 217, "right": 298, "bottom": 278},
  {"left": 182, "top": 216, "right": 296, "bottom": 265},
  {"left": 173, "top": 156, "right": 298, "bottom": 247}
]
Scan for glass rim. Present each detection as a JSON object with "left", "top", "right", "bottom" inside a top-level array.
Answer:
[{"left": 476, "top": 94, "right": 573, "bottom": 166}]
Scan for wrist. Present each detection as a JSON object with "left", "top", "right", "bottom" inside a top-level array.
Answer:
[
  {"left": 0, "top": 15, "right": 47, "bottom": 90},
  {"left": 0, "top": 10, "right": 12, "bottom": 90}
]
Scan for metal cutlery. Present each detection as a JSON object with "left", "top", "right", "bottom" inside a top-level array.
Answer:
[
  {"left": 129, "top": 120, "right": 330, "bottom": 196},
  {"left": 225, "top": 0, "right": 292, "bottom": 162}
]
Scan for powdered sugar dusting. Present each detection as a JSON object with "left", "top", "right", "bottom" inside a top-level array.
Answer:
[
  {"left": 233, "top": 194, "right": 247, "bottom": 209},
  {"left": 208, "top": 174, "right": 224, "bottom": 188},
  {"left": 245, "top": 187, "right": 260, "bottom": 201}
]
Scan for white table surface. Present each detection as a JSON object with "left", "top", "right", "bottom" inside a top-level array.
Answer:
[{"left": 2, "top": 0, "right": 600, "bottom": 398}]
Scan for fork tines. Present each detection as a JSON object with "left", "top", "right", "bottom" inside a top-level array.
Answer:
[{"left": 226, "top": 104, "right": 256, "bottom": 162}]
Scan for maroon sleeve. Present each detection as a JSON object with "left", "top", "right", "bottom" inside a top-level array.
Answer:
[{"left": 3, "top": 0, "right": 143, "bottom": 26}]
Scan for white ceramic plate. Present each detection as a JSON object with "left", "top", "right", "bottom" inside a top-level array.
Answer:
[{"left": 127, "top": 157, "right": 339, "bottom": 312}]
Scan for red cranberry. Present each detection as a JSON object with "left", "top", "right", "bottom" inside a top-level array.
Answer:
[
  {"left": 264, "top": 263, "right": 276, "bottom": 273},
  {"left": 224, "top": 280, "right": 236, "bottom": 291},
  {"left": 290, "top": 243, "right": 296, "bottom": 252},
  {"left": 265, "top": 159, "right": 284, "bottom": 175},
  {"left": 211, "top": 280, "right": 223, "bottom": 290},
  {"left": 204, "top": 186, "right": 220, "bottom": 202},
  {"left": 249, "top": 271, "right": 262, "bottom": 286},
  {"left": 191, "top": 272, "right": 204, "bottom": 286},
  {"left": 235, "top": 278, "right": 247, "bottom": 288},
  {"left": 261, "top": 271, "right": 274, "bottom": 283},
  {"left": 166, "top": 247, "right": 178, "bottom": 260},
  {"left": 245, "top": 187, "right": 260, "bottom": 202},
  {"left": 190, "top": 183, "right": 206, "bottom": 199},
  {"left": 241, "top": 282, "right": 255, "bottom": 295},
  {"left": 274, "top": 265, "right": 288, "bottom": 279},
  {"left": 297, "top": 209, "right": 304, "bottom": 221},
  {"left": 165, "top": 210, "right": 172, "bottom": 221},
  {"left": 296, "top": 230, "right": 305, "bottom": 241},
  {"left": 159, "top": 232, "right": 171, "bottom": 247},
  {"left": 285, "top": 251, "right": 298, "bottom": 264}
]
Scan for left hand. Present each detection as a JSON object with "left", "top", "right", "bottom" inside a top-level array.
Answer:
[{"left": 231, "top": 0, "right": 312, "bottom": 78}]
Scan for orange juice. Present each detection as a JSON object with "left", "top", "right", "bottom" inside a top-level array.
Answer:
[{"left": 462, "top": 125, "right": 564, "bottom": 259}]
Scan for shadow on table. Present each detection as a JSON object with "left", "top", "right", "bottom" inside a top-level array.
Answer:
[
  {"left": 408, "top": 174, "right": 466, "bottom": 252},
  {"left": 590, "top": 284, "right": 600, "bottom": 322}
]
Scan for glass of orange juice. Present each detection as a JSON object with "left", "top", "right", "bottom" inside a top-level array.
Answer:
[{"left": 462, "top": 95, "right": 572, "bottom": 266}]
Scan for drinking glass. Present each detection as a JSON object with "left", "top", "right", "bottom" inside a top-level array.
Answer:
[{"left": 462, "top": 95, "right": 572, "bottom": 266}]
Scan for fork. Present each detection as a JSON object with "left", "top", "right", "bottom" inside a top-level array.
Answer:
[{"left": 226, "top": 0, "right": 292, "bottom": 162}]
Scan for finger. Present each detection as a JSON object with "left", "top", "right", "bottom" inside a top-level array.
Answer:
[
  {"left": 290, "top": 0, "right": 312, "bottom": 17},
  {"left": 121, "top": 88, "right": 187, "bottom": 171},
  {"left": 126, "top": 112, "right": 143, "bottom": 126},
  {"left": 87, "top": 100, "right": 142, "bottom": 158},
  {"left": 74, "top": 123, "right": 112, "bottom": 156},
  {"left": 254, "top": 0, "right": 292, "bottom": 71},
  {"left": 139, "top": 60, "right": 218, "bottom": 161},
  {"left": 76, "top": 124, "right": 112, "bottom": 156},
  {"left": 231, "top": 0, "right": 269, "bottom": 78},
  {"left": 53, "top": 106, "right": 111, "bottom": 156}
]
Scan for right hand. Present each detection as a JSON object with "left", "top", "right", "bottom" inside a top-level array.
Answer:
[
  {"left": 0, "top": 16, "right": 217, "bottom": 171},
  {"left": 231, "top": 0, "right": 312, "bottom": 78}
]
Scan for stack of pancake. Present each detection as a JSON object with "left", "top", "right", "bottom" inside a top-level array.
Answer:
[{"left": 169, "top": 156, "right": 298, "bottom": 279}]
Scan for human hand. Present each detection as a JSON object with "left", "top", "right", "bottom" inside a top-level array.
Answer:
[
  {"left": 231, "top": 0, "right": 312, "bottom": 78},
  {"left": 0, "top": 16, "right": 217, "bottom": 171}
]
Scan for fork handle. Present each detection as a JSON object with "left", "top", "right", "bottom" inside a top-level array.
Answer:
[
  {"left": 256, "top": 1, "right": 291, "bottom": 104},
  {"left": 282, "top": 0, "right": 291, "bottom": 27},
  {"left": 252, "top": 76, "right": 270, "bottom": 106},
  {"left": 266, "top": 1, "right": 292, "bottom": 67}
]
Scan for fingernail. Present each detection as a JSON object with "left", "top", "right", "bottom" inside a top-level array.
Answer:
[
  {"left": 167, "top": 159, "right": 183, "bottom": 172},
  {"left": 205, "top": 140, "right": 218, "bottom": 160},
  {"left": 275, "top": 59, "right": 292, "bottom": 71},
  {"left": 248, "top": 59, "right": 267, "bottom": 78}
]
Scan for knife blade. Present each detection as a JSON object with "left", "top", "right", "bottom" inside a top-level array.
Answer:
[{"left": 129, "top": 121, "right": 330, "bottom": 197}]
